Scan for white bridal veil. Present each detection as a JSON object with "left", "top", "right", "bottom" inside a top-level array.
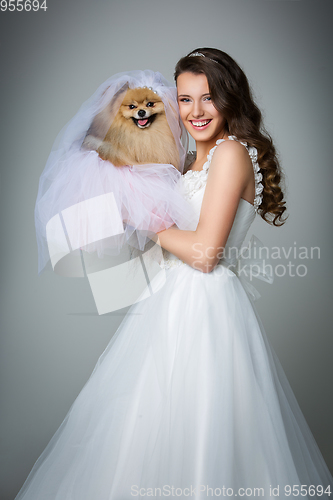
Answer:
[{"left": 35, "top": 70, "right": 194, "bottom": 312}]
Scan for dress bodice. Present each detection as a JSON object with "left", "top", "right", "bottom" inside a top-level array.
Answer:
[{"left": 161, "top": 136, "right": 263, "bottom": 270}]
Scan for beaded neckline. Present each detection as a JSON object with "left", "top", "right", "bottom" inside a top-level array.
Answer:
[{"left": 182, "top": 136, "right": 263, "bottom": 212}]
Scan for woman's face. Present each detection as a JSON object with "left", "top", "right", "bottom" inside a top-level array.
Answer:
[{"left": 177, "top": 72, "right": 226, "bottom": 144}]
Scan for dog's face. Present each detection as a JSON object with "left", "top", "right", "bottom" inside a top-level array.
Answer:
[{"left": 118, "top": 87, "right": 165, "bottom": 129}]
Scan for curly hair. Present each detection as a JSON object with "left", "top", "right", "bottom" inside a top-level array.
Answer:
[{"left": 174, "top": 48, "right": 288, "bottom": 226}]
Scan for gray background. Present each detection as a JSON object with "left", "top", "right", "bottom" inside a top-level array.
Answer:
[{"left": 1, "top": 0, "right": 332, "bottom": 498}]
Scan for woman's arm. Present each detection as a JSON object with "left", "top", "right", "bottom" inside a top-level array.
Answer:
[{"left": 156, "top": 140, "right": 254, "bottom": 273}]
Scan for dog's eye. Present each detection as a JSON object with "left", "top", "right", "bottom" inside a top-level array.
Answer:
[
  {"left": 146, "top": 102, "right": 155, "bottom": 108},
  {"left": 129, "top": 104, "right": 137, "bottom": 109}
]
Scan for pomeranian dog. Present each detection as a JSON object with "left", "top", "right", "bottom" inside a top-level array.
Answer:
[{"left": 83, "top": 87, "right": 180, "bottom": 170}]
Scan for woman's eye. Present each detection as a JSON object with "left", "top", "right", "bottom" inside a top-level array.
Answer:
[
  {"left": 204, "top": 96, "right": 212, "bottom": 101},
  {"left": 146, "top": 102, "right": 155, "bottom": 107},
  {"left": 129, "top": 104, "right": 136, "bottom": 109},
  {"left": 179, "top": 98, "right": 190, "bottom": 103}
]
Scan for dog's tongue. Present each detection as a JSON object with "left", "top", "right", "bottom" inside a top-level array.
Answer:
[{"left": 138, "top": 118, "right": 148, "bottom": 126}]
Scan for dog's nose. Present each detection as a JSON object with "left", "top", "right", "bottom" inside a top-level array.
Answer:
[{"left": 138, "top": 110, "right": 146, "bottom": 118}]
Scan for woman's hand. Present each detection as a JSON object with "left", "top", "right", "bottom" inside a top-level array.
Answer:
[{"left": 149, "top": 232, "right": 161, "bottom": 246}]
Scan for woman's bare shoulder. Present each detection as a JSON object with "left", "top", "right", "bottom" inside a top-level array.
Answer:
[{"left": 210, "top": 138, "right": 252, "bottom": 174}]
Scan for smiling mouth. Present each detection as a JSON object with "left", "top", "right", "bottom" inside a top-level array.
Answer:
[
  {"left": 190, "top": 119, "right": 212, "bottom": 129},
  {"left": 132, "top": 114, "right": 157, "bottom": 129}
]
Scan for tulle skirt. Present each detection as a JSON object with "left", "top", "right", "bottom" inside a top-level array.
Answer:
[{"left": 15, "top": 263, "right": 333, "bottom": 499}]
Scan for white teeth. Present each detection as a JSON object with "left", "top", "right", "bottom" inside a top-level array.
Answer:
[{"left": 191, "top": 120, "right": 210, "bottom": 127}]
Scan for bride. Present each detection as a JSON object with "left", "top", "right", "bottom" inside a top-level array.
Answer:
[{"left": 15, "top": 48, "right": 333, "bottom": 499}]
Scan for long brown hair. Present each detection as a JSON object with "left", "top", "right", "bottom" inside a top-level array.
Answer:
[{"left": 174, "top": 48, "right": 287, "bottom": 226}]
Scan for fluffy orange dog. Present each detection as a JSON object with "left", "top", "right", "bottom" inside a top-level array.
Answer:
[{"left": 83, "top": 87, "right": 180, "bottom": 170}]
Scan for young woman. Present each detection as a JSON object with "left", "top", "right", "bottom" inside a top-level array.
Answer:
[
  {"left": 153, "top": 49, "right": 333, "bottom": 497},
  {"left": 15, "top": 52, "right": 332, "bottom": 499}
]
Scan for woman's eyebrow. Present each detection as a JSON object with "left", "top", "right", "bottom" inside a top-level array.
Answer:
[{"left": 177, "top": 93, "right": 211, "bottom": 98}]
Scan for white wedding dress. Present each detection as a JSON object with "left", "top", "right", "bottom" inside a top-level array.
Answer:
[{"left": 15, "top": 138, "right": 333, "bottom": 500}]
